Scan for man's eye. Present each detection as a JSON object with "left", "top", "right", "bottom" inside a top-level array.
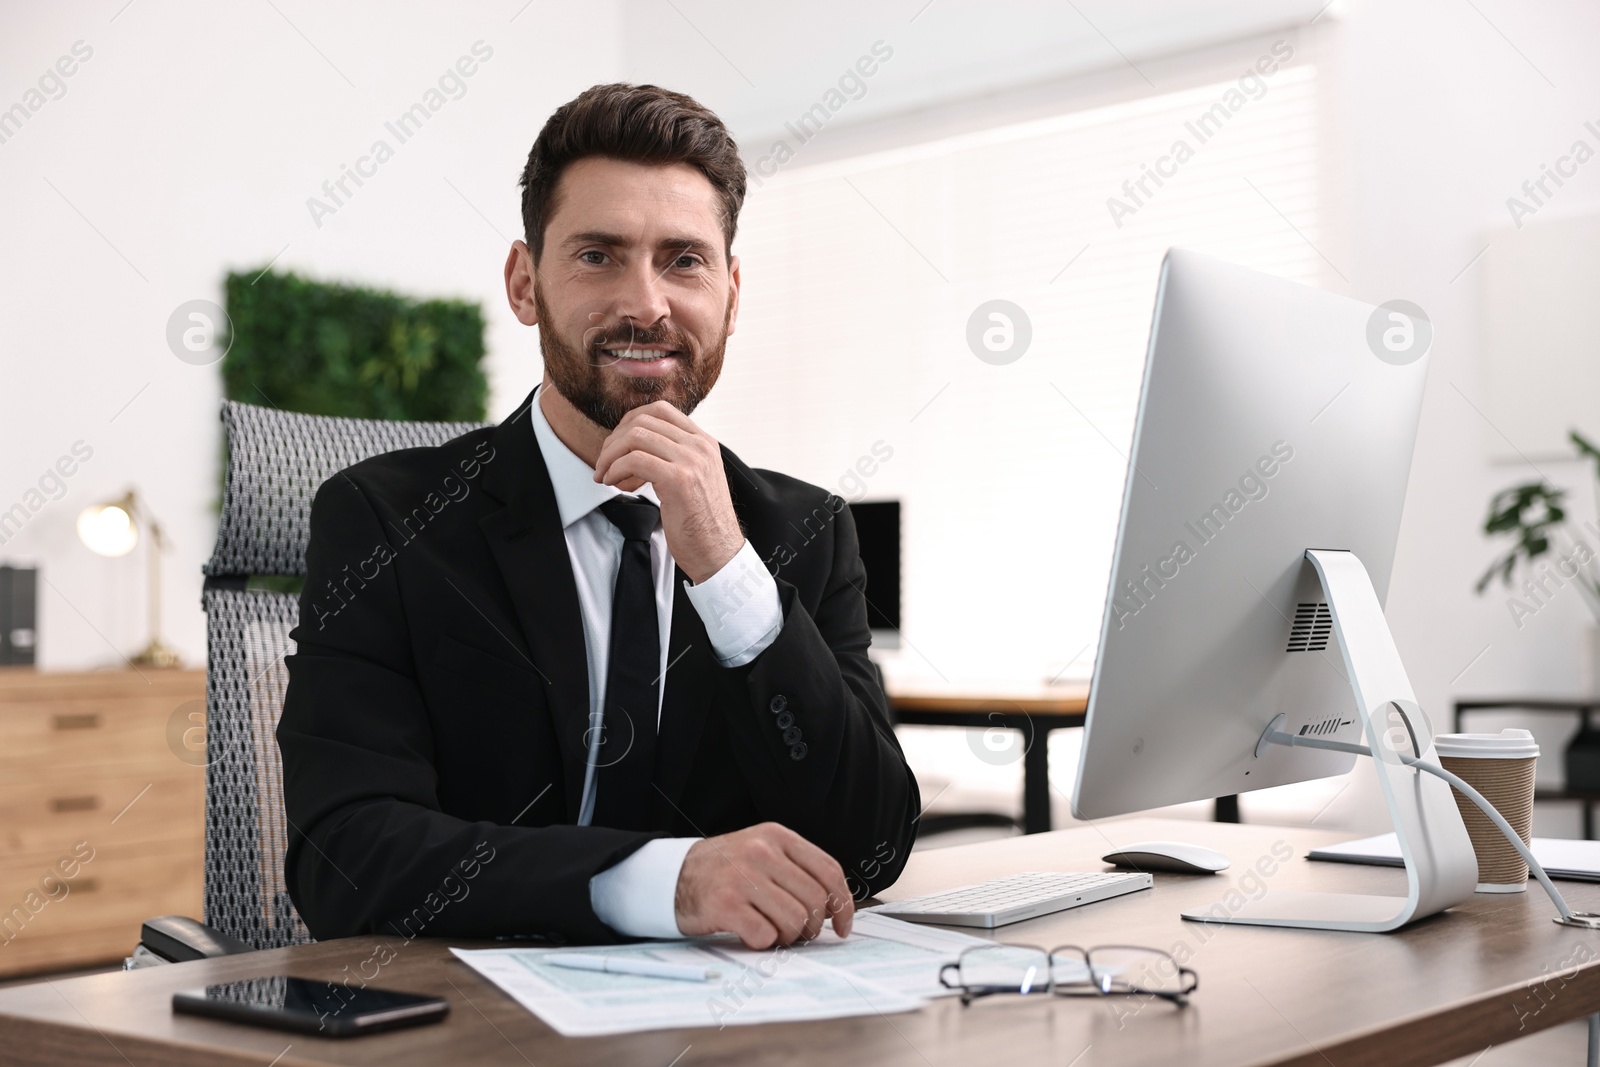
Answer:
[
  {"left": 580, "top": 251, "right": 606, "bottom": 265},
  {"left": 673, "top": 254, "right": 699, "bottom": 269}
]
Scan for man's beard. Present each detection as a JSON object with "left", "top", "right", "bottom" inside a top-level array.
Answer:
[{"left": 533, "top": 282, "right": 730, "bottom": 431}]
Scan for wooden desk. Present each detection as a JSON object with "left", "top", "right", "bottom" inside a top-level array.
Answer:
[
  {"left": 3, "top": 818, "right": 1598, "bottom": 1066},
  {"left": 889, "top": 683, "right": 1087, "bottom": 834}
]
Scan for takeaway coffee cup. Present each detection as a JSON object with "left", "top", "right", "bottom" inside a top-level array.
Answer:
[{"left": 1432, "top": 729, "right": 1539, "bottom": 893}]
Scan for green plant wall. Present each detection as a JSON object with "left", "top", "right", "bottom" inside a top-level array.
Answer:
[{"left": 220, "top": 269, "right": 488, "bottom": 422}]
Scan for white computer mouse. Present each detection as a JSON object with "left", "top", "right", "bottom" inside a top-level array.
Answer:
[{"left": 1101, "top": 840, "right": 1231, "bottom": 875}]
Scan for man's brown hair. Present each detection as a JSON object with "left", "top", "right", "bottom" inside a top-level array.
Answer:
[{"left": 519, "top": 83, "right": 746, "bottom": 264}]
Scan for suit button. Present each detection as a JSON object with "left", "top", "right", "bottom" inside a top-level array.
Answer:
[
  {"left": 783, "top": 727, "right": 802, "bottom": 746},
  {"left": 769, "top": 694, "right": 788, "bottom": 714},
  {"left": 775, "top": 711, "right": 794, "bottom": 730},
  {"left": 790, "top": 743, "right": 808, "bottom": 760}
]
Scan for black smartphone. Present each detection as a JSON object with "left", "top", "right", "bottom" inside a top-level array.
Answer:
[{"left": 172, "top": 975, "right": 449, "bottom": 1037}]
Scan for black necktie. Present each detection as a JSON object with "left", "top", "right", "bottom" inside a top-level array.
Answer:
[{"left": 591, "top": 496, "right": 661, "bottom": 831}]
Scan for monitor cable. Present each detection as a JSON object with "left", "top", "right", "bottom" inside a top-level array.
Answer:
[{"left": 1268, "top": 727, "right": 1600, "bottom": 1067}]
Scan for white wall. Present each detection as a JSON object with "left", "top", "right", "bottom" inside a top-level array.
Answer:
[
  {"left": 5, "top": 1, "right": 1598, "bottom": 839},
  {"left": 0, "top": 0, "right": 624, "bottom": 668},
  {"left": 1321, "top": 0, "right": 1600, "bottom": 834},
  {"left": 0, "top": 0, "right": 1332, "bottom": 670},
  {"left": 624, "top": 0, "right": 1600, "bottom": 834},
  {"left": 692, "top": 39, "right": 1332, "bottom": 687}
]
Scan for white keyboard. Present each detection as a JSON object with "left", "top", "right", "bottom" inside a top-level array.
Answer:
[{"left": 870, "top": 871, "right": 1153, "bottom": 929}]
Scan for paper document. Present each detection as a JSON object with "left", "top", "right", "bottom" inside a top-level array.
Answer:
[
  {"left": 450, "top": 912, "right": 989, "bottom": 1036},
  {"left": 1308, "top": 833, "right": 1600, "bottom": 882},
  {"left": 716, "top": 911, "right": 992, "bottom": 1000}
]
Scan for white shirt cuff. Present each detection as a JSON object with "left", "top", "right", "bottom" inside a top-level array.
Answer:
[
  {"left": 681, "top": 540, "right": 783, "bottom": 667},
  {"left": 588, "top": 837, "right": 698, "bottom": 939}
]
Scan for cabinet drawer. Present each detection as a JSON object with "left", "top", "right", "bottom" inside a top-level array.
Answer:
[
  {"left": 0, "top": 669, "right": 206, "bottom": 771},
  {"left": 0, "top": 695, "right": 202, "bottom": 772},
  {"left": 0, "top": 770, "right": 202, "bottom": 859},
  {"left": 0, "top": 840, "right": 202, "bottom": 977}
]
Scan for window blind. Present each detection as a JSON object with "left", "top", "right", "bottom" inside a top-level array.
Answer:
[{"left": 696, "top": 63, "right": 1325, "bottom": 683}]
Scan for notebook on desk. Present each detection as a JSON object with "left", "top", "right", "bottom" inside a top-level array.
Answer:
[{"left": 1308, "top": 833, "right": 1600, "bottom": 881}]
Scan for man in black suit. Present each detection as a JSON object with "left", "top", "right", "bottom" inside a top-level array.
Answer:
[{"left": 278, "top": 83, "right": 920, "bottom": 949}]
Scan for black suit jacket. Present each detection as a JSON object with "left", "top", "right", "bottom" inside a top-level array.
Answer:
[{"left": 277, "top": 391, "right": 920, "bottom": 944}]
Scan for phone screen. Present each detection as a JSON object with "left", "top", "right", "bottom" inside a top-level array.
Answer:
[{"left": 175, "top": 976, "right": 448, "bottom": 1036}]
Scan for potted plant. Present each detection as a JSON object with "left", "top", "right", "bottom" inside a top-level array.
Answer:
[
  {"left": 1479, "top": 431, "right": 1600, "bottom": 790},
  {"left": 1477, "top": 430, "right": 1600, "bottom": 685}
]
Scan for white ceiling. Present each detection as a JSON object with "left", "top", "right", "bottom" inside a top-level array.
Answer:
[{"left": 619, "top": 0, "right": 1334, "bottom": 144}]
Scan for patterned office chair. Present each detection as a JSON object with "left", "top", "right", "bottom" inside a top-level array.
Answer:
[{"left": 133, "top": 400, "right": 487, "bottom": 964}]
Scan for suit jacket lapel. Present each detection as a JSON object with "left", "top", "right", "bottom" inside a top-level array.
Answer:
[
  {"left": 476, "top": 396, "right": 758, "bottom": 830},
  {"left": 477, "top": 392, "right": 592, "bottom": 822}
]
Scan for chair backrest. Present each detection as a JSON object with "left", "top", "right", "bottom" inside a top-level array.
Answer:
[{"left": 202, "top": 400, "right": 489, "bottom": 949}]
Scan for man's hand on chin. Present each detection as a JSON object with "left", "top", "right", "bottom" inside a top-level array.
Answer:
[
  {"left": 592, "top": 401, "right": 745, "bottom": 584},
  {"left": 673, "top": 823, "right": 855, "bottom": 949}
]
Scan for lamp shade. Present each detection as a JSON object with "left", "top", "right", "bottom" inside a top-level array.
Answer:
[{"left": 77, "top": 501, "right": 138, "bottom": 557}]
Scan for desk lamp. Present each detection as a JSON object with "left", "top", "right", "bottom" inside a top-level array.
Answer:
[{"left": 77, "top": 490, "right": 180, "bottom": 668}]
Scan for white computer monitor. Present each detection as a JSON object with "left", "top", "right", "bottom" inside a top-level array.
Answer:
[{"left": 1071, "top": 249, "right": 1478, "bottom": 932}]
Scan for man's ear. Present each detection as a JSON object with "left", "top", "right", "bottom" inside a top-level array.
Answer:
[
  {"left": 503, "top": 240, "right": 541, "bottom": 326},
  {"left": 725, "top": 253, "right": 741, "bottom": 338}
]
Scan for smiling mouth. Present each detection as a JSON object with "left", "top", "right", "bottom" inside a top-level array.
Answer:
[{"left": 600, "top": 348, "right": 678, "bottom": 362}]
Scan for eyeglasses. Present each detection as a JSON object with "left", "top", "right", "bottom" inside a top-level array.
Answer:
[{"left": 938, "top": 944, "right": 1198, "bottom": 1007}]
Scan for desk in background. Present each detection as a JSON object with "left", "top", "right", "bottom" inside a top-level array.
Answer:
[
  {"left": 888, "top": 683, "right": 1240, "bottom": 832},
  {"left": 888, "top": 682, "right": 1087, "bottom": 834},
  {"left": 2, "top": 818, "right": 1595, "bottom": 1066}
]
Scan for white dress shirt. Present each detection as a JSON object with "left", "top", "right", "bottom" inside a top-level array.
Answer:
[{"left": 527, "top": 387, "right": 784, "bottom": 938}]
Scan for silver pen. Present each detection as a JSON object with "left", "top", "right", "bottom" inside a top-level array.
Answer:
[{"left": 544, "top": 953, "right": 722, "bottom": 982}]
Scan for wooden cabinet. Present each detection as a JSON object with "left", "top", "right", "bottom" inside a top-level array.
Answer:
[{"left": 0, "top": 669, "right": 205, "bottom": 978}]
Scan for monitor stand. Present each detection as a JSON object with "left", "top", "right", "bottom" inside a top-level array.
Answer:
[{"left": 1181, "top": 549, "right": 1479, "bottom": 932}]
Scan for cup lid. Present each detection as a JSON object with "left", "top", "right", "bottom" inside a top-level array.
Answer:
[{"left": 1432, "top": 728, "right": 1539, "bottom": 759}]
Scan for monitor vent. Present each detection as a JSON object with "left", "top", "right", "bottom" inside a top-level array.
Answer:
[
  {"left": 1287, "top": 602, "right": 1332, "bottom": 652},
  {"left": 1298, "top": 717, "right": 1352, "bottom": 737}
]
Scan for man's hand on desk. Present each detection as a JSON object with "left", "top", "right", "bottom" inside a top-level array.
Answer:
[{"left": 674, "top": 823, "right": 855, "bottom": 949}]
